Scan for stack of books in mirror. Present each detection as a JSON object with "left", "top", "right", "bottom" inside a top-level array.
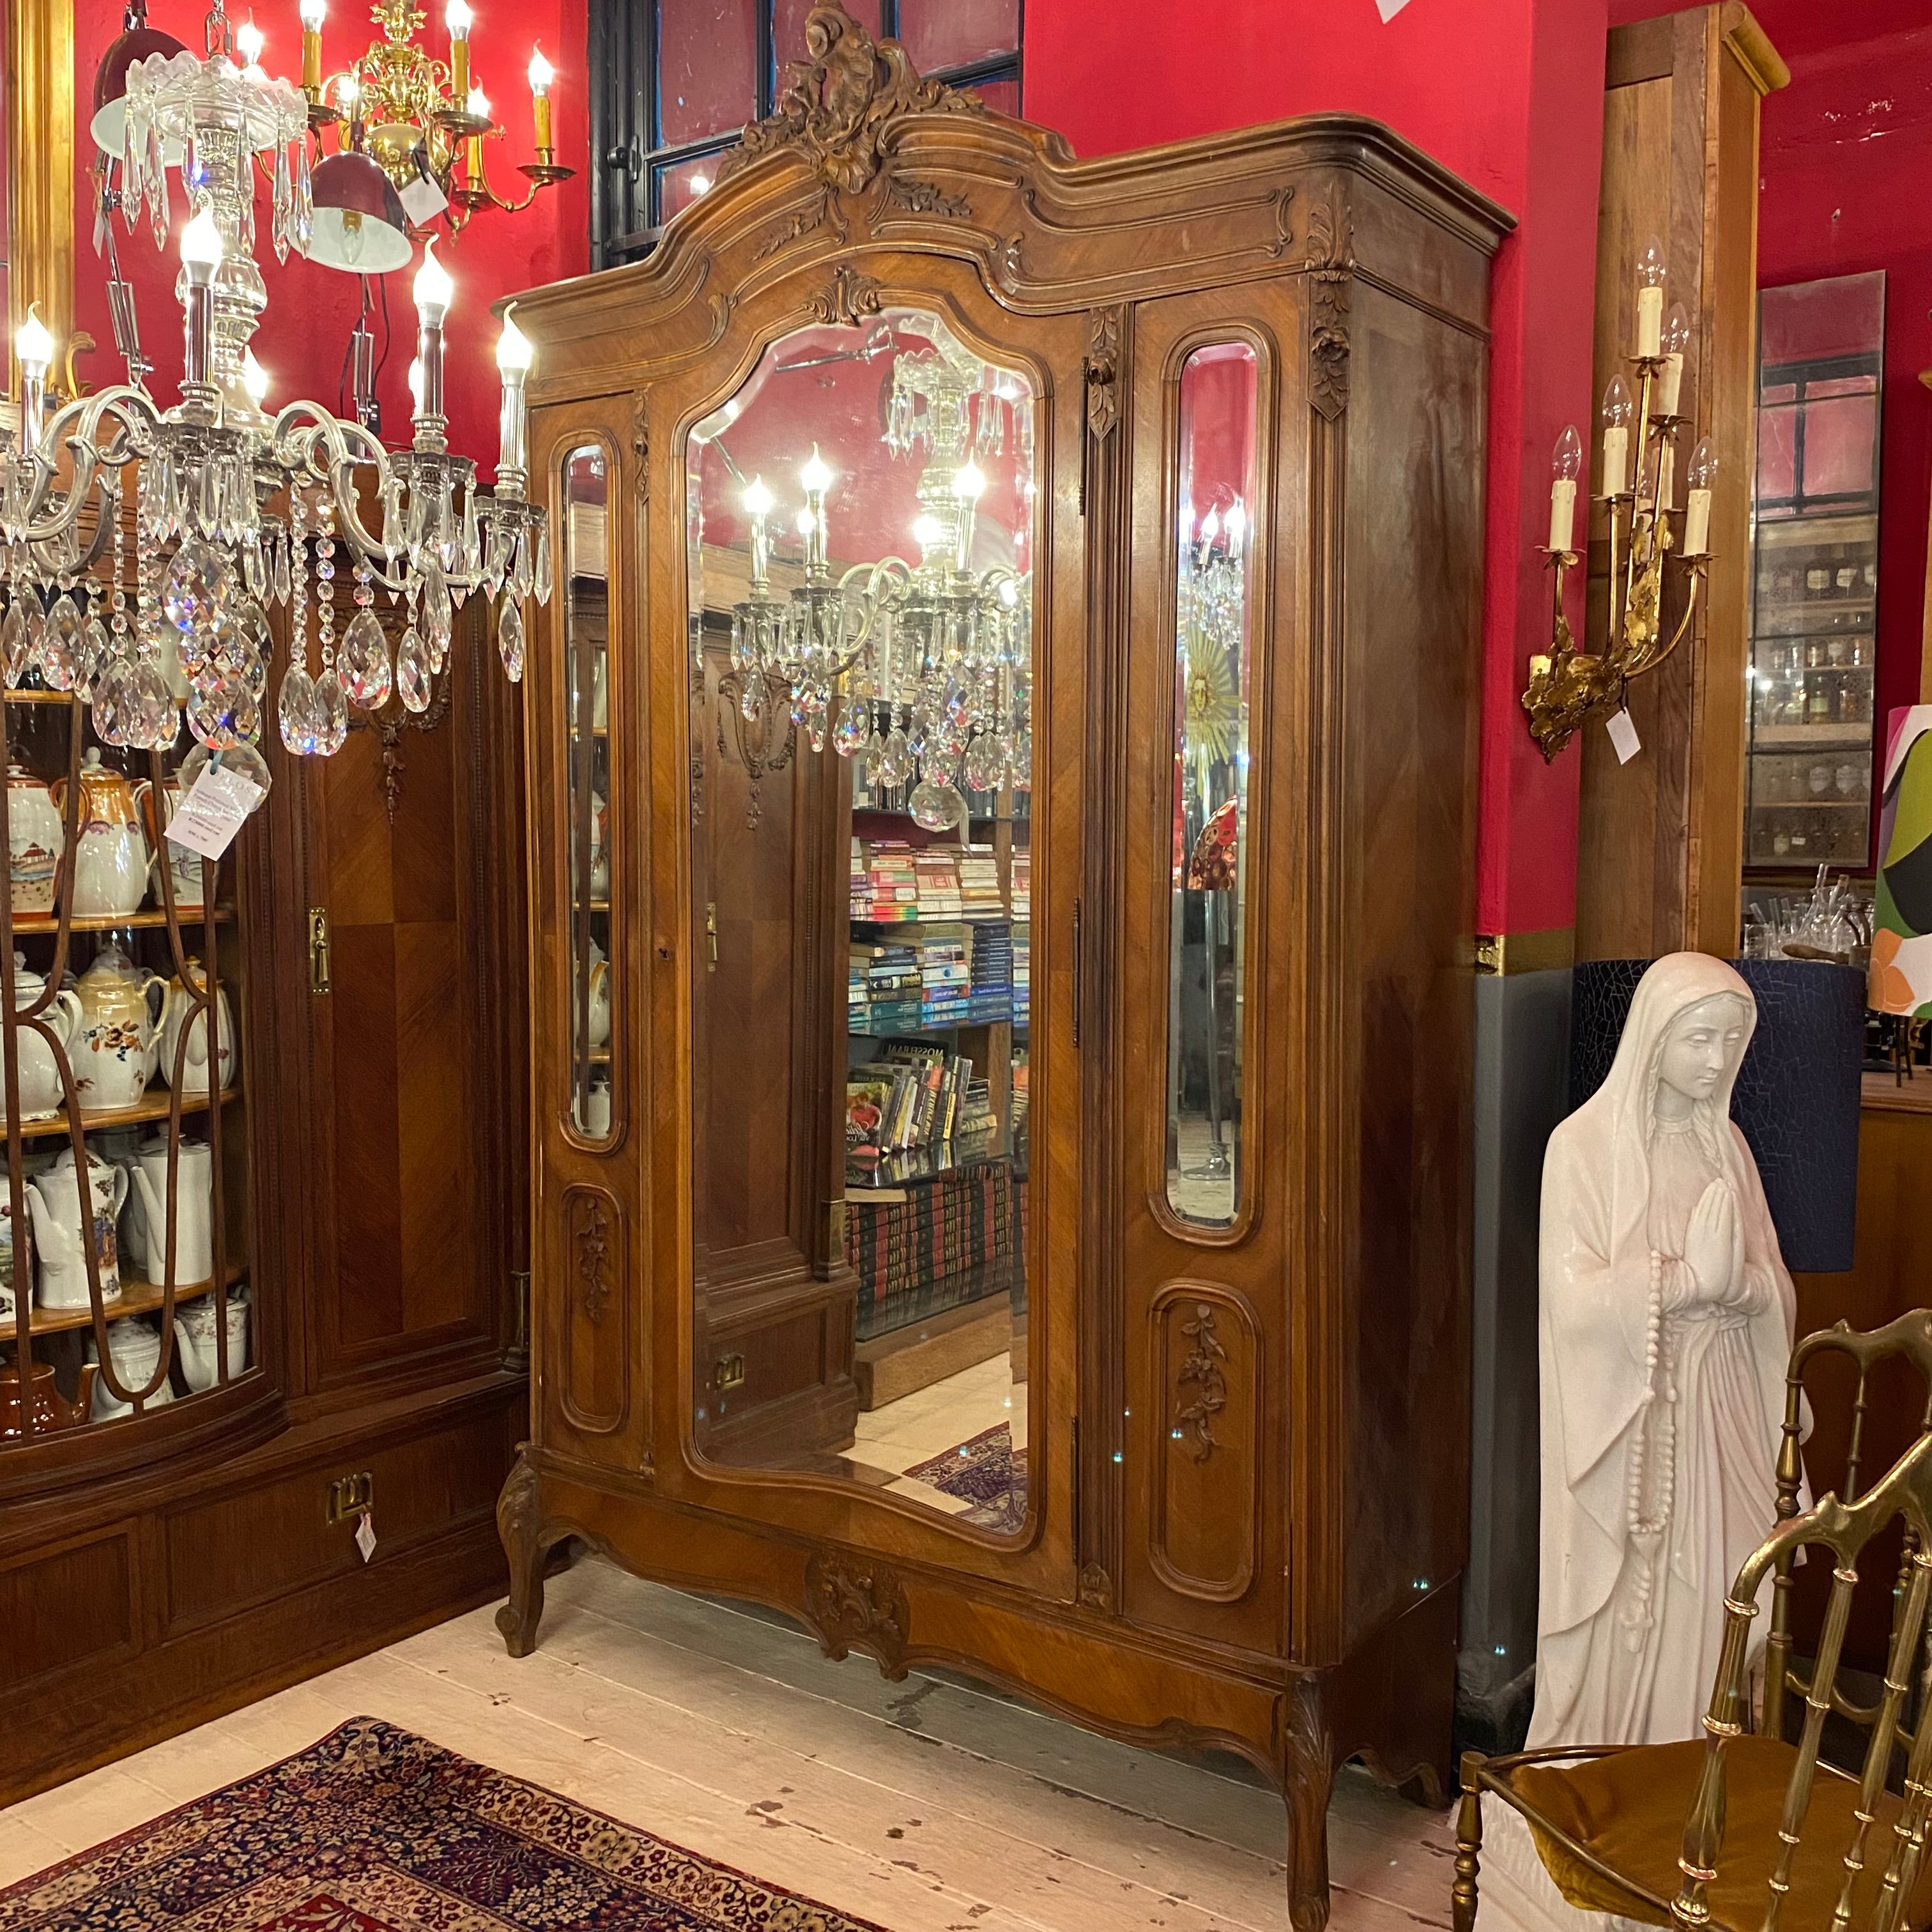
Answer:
[
  {"left": 1012, "top": 921, "right": 1030, "bottom": 1023},
  {"left": 849, "top": 937, "right": 923, "bottom": 1033},
  {"left": 852, "top": 838, "right": 920, "bottom": 923},
  {"left": 958, "top": 845, "right": 1005, "bottom": 919},
  {"left": 967, "top": 921, "right": 1014, "bottom": 1022},
  {"left": 1010, "top": 848, "right": 1031, "bottom": 919}
]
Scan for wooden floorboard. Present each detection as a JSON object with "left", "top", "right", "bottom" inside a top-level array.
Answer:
[{"left": 0, "top": 1554, "right": 1455, "bottom": 1929}]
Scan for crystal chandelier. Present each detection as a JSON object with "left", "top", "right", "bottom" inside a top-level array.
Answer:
[
  {"left": 3, "top": 0, "right": 549, "bottom": 801},
  {"left": 720, "top": 336, "right": 1032, "bottom": 834}
]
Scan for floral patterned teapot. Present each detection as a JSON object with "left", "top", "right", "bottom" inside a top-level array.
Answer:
[{"left": 73, "top": 943, "right": 166, "bottom": 1114}]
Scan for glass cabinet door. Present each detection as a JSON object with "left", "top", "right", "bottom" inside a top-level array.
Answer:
[
  {"left": 2, "top": 693, "right": 251, "bottom": 1442},
  {"left": 1747, "top": 272, "right": 1885, "bottom": 870}
]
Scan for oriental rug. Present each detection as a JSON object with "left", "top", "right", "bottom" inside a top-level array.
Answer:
[
  {"left": 0, "top": 1717, "right": 887, "bottom": 1932},
  {"left": 904, "top": 1423, "right": 1026, "bottom": 1531}
]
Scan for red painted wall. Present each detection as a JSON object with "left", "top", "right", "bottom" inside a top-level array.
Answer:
[
  {"left": 1025, "top": 0, "right": 1610, "bottom": 935},
  {"left": 66, "top": 0, "right": 591, "bottom": 465}
]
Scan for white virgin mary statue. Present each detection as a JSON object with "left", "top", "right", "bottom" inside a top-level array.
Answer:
[{"left": 1482, "top": 952, "right": 1798, "bottom": 1930}]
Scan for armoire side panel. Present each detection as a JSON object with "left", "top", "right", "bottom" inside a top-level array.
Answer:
[{"left": 1338, "top": 277, "right": 1486, "bottom": 1652}]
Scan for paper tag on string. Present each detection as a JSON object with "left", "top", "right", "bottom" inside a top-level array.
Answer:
[
  {"left": 166, "top": 764, "right": 265, "bottom": 860},
  {"left": 355, "top": 1510, "right": 377, "bottom": 1564},
  {"left": 399, "top": 174, "right": 448, "bottom": 226},
  {"left": 1606, "top": 709, "right": 1641, "bottom": 765}
]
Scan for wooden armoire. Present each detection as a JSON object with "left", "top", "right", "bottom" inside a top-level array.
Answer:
[{"left": 498, "top": 13, "right": 1508, "bottom": 1925}]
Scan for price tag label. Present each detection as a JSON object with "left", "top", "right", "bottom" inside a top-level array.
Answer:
[
  {"left": 166, "top": 764, "right": 265, "bottom": 861},
  {"left": 1606, "top": 709, "right": 1642, "bottom": 765},
  {"left": 355, "top": 1510, "right": 377, "bottom": 1564}
]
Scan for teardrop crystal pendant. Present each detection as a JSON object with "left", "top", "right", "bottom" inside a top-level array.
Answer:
[
  {"left": 162, "top": 541, "right": 231, "bottom": 631},
  {"left": 187, "top": 670, "right": 259, "bottom": 750},
  {"left": 339, "top": 609, "right": 392, "bottom": 709},
  {"left": 78, "top": 616, "right": 111, "bottom": 699},
  {"left": 832, "top": 698, "right": 870, "bottom": 757},
  {"left": 497, "top": 595, "right": 525, "bottom": 682},
  {"left": 2, "top": 602, "right": 31, "bottom": 686},
  {"left": 878, "top": 725, "right": 912, "bottom": 787},
  {"left": 396, "top": 627, "right": 431, "bottom": 713},
  {"left": 35, "top": 594, "right": 81, "bottom": 691},
  {"left": 92, "top": 656, "right": 135, "bottom": 747},
  {"left": 278, "top": 663, "right": 318, "bottom": 755},
  {"left": 312, "top": 668, "right": 350, "bottom": 756},
  {"left": 180, "top": 739, "right": 273, "bottom": 803},
  {"left": 126, "top": 659, "right": 180, "bottom": 750}
]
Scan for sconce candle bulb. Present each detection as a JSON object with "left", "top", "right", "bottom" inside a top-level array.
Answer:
[
  {"left": 1635, "top": 235, "right": 1667, "bottom": 356},
  {"left": 1658, "top": 302, "right": 1691, "bottom": 416},
  {"left": 1600, "top": 375, "right": 1633, "bottom": 496},
  {"left": 528, "top": 46, "right": 555, "bottom": 155},
  {"left": 1549, "top": 424, "right": 1583, "bottom": 553},
  {"left": 1684, "top": 437, "right": 1717, "bottom": 556}
]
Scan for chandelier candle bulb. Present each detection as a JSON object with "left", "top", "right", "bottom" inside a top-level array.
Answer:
[
  {"left": 528, "top": 47, "right": 555, "bottom": 155},
  {"left": 1197, "top": 503, "right": 1220, "bottom": 569},
  {"left": 494, "top": 307, "right": 533, "bottom": 487},
  {"left": 299, "top": 0, "right": 325, "bottom": 96},
  {"left": 799, "top": 446, "right": 831, "bottom": 576},
  {"left": 953, "top": 460, "right": 985, "bottom": 572},
  {"left": 1635, "top": 236, "right": 1667, "bottom": 358},
  {"left": 1223, "top": 499, "right": 1246, "bottom": 564},
  {"left": 180, "top": 206, "right": 225, "bottom": 394},
  {"left": 242, "top": 349, "right": 270, "bottom": 409},
  {"left": 742, "top": 477, "right": 774, "bottom": 586},
  {"left": 412, "top": 241, "right": 454, "bottom": 440},
  {"left": 446, "top": 0, "right": 472, "bottom": 103},
  {"left": 14, "top": 305, "right": 54, "bottom": 446},
  {"left": 236, "top": 19, "right": 266, "bottom": 75},
  {"left": 464, "top": 86, "right": 489, "bottom": 175}
]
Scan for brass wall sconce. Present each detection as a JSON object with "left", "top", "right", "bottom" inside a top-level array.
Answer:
[{"left": 1522, "top": 238, "right": 1717, "bottom": 761}]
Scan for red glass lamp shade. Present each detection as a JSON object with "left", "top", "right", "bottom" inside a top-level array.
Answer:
[
  {"left": 91, "top": 22, "right": 188, "bottom": 155},
  {"left": 307, "top": 150, "right": 414, "bottom": 275}
]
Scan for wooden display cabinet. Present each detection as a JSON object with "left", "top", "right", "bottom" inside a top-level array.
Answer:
[
  {"left": 500, "top": 15, "right": 1508, "bottom": 1926},
  {"left": 0, "top": 599, "right": 527, "bottom": 1804}
]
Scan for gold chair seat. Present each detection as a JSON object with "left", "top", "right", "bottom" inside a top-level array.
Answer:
[{"left": 1509, "top": 1735, "right": 1932, "bottom": 1931}]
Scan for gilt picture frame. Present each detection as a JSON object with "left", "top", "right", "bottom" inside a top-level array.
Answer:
[{"left": 3, "top": 0, "right": 76, "bottom": 392}]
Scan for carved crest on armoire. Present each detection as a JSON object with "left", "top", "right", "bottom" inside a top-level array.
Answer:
[{"left": 498, "top": 9, "right": 1510, "bottom": 1926}]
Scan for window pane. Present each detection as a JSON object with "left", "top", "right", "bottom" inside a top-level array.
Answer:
[
  {"left": 969, "top": 75, "right": 1020, "bottom": 115},
  {"left": 898, "top": 0, "right": 1018, "bottom": 72},
  {"left": 658, "top": 0, "right": 757, "bottom": 146},
  {"left": 657, "top": 150, "right": 726, "bottom": 223},
  {"left": 774, "top": 0, "right": 882, "bottom": 68}
]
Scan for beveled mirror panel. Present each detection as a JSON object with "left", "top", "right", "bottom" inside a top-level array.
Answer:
[
  {"left": 1165, "top": 342, "right": 1257, "bottom": 1230},
  {"left": 564, "top": 444, "right": 615, "bottom": 1145},
  {"left": 685, "top": 308, "right": 1036, "bottom": 1533}
]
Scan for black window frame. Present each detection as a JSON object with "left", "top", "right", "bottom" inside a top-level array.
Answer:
[{"left": 589, "top": 0, "right": 1022, "bottom": 268}]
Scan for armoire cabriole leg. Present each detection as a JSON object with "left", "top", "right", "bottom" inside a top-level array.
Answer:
[
  {"left": 1284, "top": 1676, "right": 1337, "bottom": 1931},
  {"left": 494, "top": 1449, "right": 554, "bottom": 1658},
  {"left": 1452, "top": 1751, "right": 1484, "bottom": 1931}
]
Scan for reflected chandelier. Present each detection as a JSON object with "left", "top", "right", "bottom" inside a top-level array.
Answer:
[
  {"left": 718, "top": 335, "right": 1032, "bottom": 834},
  {"left": 0, "top": 0, "right": 549, "bottom": 807}
]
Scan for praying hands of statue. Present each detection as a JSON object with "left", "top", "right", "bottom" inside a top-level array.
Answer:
[{"left": 1679, "top": 1179, "right": 1749, "bottom": 1313}]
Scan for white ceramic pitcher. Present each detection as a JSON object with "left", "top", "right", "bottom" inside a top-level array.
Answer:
[
  {"left": 155, "top": 961, "right": 236, "bottom": 1099},
  {"left": 8, "top": 953, "right": 84, "bottom": 1121},
  {"left": 126, "top": 1135, "right": 214, "bottom": 1285},
  {"left": 28, "top": 1146, "right": 128, "bottom": 1308}
]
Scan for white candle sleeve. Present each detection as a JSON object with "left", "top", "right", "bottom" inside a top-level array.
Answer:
[
  {"left": 1602, "top": 425, "right": 1629, "bottom": 496},
  {"left": 1636, "top": 285, "right": 1664, "bottom": 358},
  {"left": 1549, "top": 477, "right": 1577, "bottom": 554},
  {"left": 1685, "top": 486, "right": 1712, "bottom": 556},
  {"left": 1658, "top": 353, "right": 1683, "bottom": 417}
]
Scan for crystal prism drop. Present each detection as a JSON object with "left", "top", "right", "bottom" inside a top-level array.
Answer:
[
  {"left": 497, "top": 595, "right": 525, "bottom": 682},
  {"left": 340, "top": 609, "right": 392, "bottom": 709},
  {"left": 92, "top": 656, "right": 135, "bottom": 746},
  {"left": 79, "top": 616, "right": 111, "bottom": 699},
  {"left": 1, "top": 602, "right": 29, "bottom": 686},
  {"left": 273, "top": 536, "right": 292, "bottom": 605},
  {"left": 37, "top": 594, "right": 81, "bottom": 691},
  {"left": 396, "top": 627, "right": 431, "bottom": 712},
  {"left": 164, "top": 541, "right": 230, "bottom": 630},
  {"left": 271, "top": 142, "right": 292, "bottom": 263},
  {"left": 128, "top": 660, "right": 179, "bottom": 749},
  {"left": 277, "top": 663, "right": 318, "bottom": 755},
  {"left": 534, "top": 526, "right": 553, "bottom": 605},
  {"left": 312, "top": 669, "right": 349, "bottom": 756},
  {"left": 832, "top": 698, "right": 869, "bottom": 757}
]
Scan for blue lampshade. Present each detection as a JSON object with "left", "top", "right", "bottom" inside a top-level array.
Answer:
[{"left": 1568, "top": 958, "right": 1866, "bottom": 1273}]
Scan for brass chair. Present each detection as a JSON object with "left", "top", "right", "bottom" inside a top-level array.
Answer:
[{"left": 1454, "top": 1311, "right": 1932, "bottom": 1931}]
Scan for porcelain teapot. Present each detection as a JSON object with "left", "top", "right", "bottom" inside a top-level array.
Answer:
[
  {"left": 175, "top": 1289, "right": 248, "bottom": 1393},
  {"left": 28, "top": 1144, "right": 128, "bottom": 1308},
  {"left": 89, "top": 1318, "right": 174, "bottom": 1421},
  {"left": 53, "top": 750, "right": 150, "bottom": 920},
  {"left": 574, "top": 939, "right": 610, "bottom": 1050},
  {"left": 133, "top": 772, "right": 205, "bottom": 911},
  {"left": 156, "top": 961, "right": 236, "bottom": 1098},
  {"left": 125, "top": 1135, "right": 213, "bottom": 1284},
  {"left": 9, "top": 951, "right": 85, "bottom": 1121},
  {"left": 7, "top": 760, "right": 63, "bottom": 916},
  {"left": 0, "top": 1361, "right": 97, "bottom": 1438},
  {"left": 73, "top": 944, "right": 165, "bottom": 1114}
]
